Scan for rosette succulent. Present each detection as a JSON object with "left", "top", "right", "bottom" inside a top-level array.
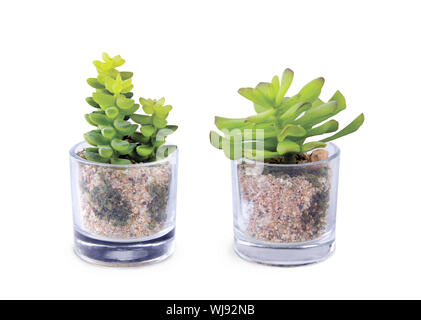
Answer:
[
  {"left": 210, "top": 68, "right": 364, "bottom": 162},
  {"left": 83, "top": 53, "right": 177, "bottom": 164}
]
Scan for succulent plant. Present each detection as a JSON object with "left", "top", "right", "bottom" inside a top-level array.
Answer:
[
  {"left": 210, "top": 68, "right": 364, "bottom": 162},
  {"left": 84, "top": 53, "right": 177, "bottom": 164}
]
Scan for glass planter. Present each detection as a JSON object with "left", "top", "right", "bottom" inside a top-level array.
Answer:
[
  {"left": 232, "top": 142, "right": 340, "bottom": 266},
  {"left": 69, "top": 142, "right": 178, "bottom": 266}
]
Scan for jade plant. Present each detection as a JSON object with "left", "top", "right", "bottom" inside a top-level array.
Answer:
[
  {"left": 210, "top": 68, "right": 364, "bottom": 162},
  {"left": 84, "top": 53, "right": 177, "bottom": 164}
]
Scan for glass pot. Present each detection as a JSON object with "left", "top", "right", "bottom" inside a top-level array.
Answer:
[
  {"left": 69, "top": 142, "right": 178, "bottom": 266},
  {"left": 231, "top": 142, "right": 340, "bottom": 266}
]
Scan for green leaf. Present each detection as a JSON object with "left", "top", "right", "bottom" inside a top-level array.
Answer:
[
  {"left": 105, "top": 107, "right": 119, "bottom": 119},
  {"left": 140, "top": 125, "right": 156, "bottom": 137},
  {"left": 86, "top": 97, "right": 100, "bottom": 108},
  {"left": 321, "top": 113, "right": 365, "bottom": 142},
  {"left": 295, "top": 101, "right": 337, "bottom": 127},
  {"left": 329, "top": 90, "right": 346, "bottom": 110},
  {"left": 87, "top": 78, "right": 105, "bottom": 89},
  {"left": 101, "top": 127, "right": 116, "bottom": 140},
  {"left": 306, "top": 120, "right": 339, "bottom": 137},
  {"left": 154, "top": 105, "right": 172, "bottom": 119},
  {"left": 116, "top": 96, "right": 134, "bottom": 110},
  {"left": 136, "top": 145, "right": 154, "bottom": 157},
  {"left": 153, "top": 139, "right": 166, "bottom": 148},
  {"left": 311, "top": 98, "right": 325, "bottom": 109},
  {"left": 256, "top": 82, "right": 275, "bottom": 102},
  {"left": 214, "top": 116, "right": 247, "bottom": 130},
  {"left": 231, "top": 123, "right": 277, "bottom": 140},
  {"left": 130, "top": 132, "right": 150, "bottom": 144},
  {"left": 328, "top": 90, "right": 347, "bottom": 116},
  {"left": 275, "top": 68, "right": 294, "bottom": 105},
  {"left": 165, "top": 125, "right": 178, "bottom": 133},
  {"left": 92, "top": 92, "right": 116, "bottom": 109},
  {"left": 139, "top": 98, "right": 155, "bottom": 114},
  {"left": 113, "top": 120, "right": 138, "bottom": 135},
  {"left": 122, "top": 92, "right": 134, "bottom": 99},
  {"left": 277, "top": 124, "right": 306, "bottom": 142},
  {"left": 302, "top": 141, "right": 327, "bottom": 153},
  {"left": 89, "top": 113, "right": 112, "bottom": 126},
  {"left": 263, "top": 138, "right": 278, "bottom": 152},
  {"left": 238, "top": 88, "right": 271, "bottom": 109},
  {"left": 152, "top": 115, "right": 168, "bottom": 129},
  {"left": 111, "top": 158, "right": 132, "bottom": 165},
  {"left": 245, "top": 108, "right": 276, "bottom": 123},
  {"left": 111, "top": 139, "right": 130, "bottom": 153},
  {"left": 120, "top": 72, "right": 133, "bottom": 80},
  {"left": 282, "top": 77, "right": 324, "bottom": 109},
  {"left": 156, "top": 97, "right": 165, "bottom": 106},
  {"left": 271, "top": 75, "right": 280, "bottom": 99},
  {"left": 120, "top": 84, "right": 134, "bottom": 94},
  {"left": 84, "top": 114, "right": 96, "bottom": 126},
  {"left": 84, "top": 131, "right": 110, "bottom": 146},
  {"left": 279, "top": 102, "right": 311, "bottom": 123},
  {"left": 98, "top": 146, "right": 113, "bottom": 158},
  {"left": 85, "top": 151, "right": 109, "bottom": 163},
  {"left": 131, "top": 114, "right": 152, "bottom": 125},
  {"left": 253, "top": 103, "right": 269, "bottom": 113},
  {"left": 276, "top": 139, "right": 301, "bottom": 155},
  {"left": 111, "top": 54, "right": 125, "bottom": 67},
  {"left": 105, "top": 76, "right": 124, "bottom": 94}
]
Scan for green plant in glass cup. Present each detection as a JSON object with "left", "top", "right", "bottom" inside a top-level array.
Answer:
[
  {"left": 210, "top": 68, "right": 364, "bottom": 163},
  {"left": 84, "top": 53, "right": 177, "bottom": 164}
]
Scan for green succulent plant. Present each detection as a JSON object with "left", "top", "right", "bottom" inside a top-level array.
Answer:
[
  {"left": 83, "top": 53, "right": 177, "bottom": 164},
  {"left": 210, "top": 68, "right": 364, "bottom": 161}
]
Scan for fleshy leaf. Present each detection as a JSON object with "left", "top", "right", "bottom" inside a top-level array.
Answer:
[
  {"left": 275, "top": 68, "right": 294, "bottom": 105},
  {"left": 111, "top": 158, "right": 132, "bottom": 165},
  {"left": 86, "top": 97, "right": 100, "bottom": 108},
  {"left": 277, "top": 124, "right": 306, "bottom": 142},
  {"left": 85, "top": 151, "right": 108, "bottom": 163},
  {"left": 92, "top": 92, "right": 116, "bottom": 109},
  {"left": 295, "top": 101, "right": 337, "bottom": 127},
  {"left": 87, "top": 78, "right": 105, "bottom": 89},
  {"left": 276, "top": 139, "right": 301, "bottom": 155},
  {"left": 98, "top": 146, "right": 113, "bottom": 158},
  {"left": 302, "top": 141, "right": 327, "bottom": 152},
  {"left": 152, "top": 115, "right": 168, "bottom": 129},
  {"left": 101, "top": 127, "right": 116, "bottom": 140},
  {"left": 321, "top": 113, "right": 365, "bottom": 142},
  {"left": 131, "top": 114, "right": 152, "bottom": 125},
  {"left": 136, "top": 145, "right": 154, "bottom": 157},
  {"left": 140, "top": 125, "right": 156, "bottom": 137},
  {"left": 116, "top": 96, "right": 134, "bottom": 110},
  {"left": 105, "top": 107, "right": 119, "bottom": 119},
  {"left": 306, "top": 120, "right": 339, "bottom": 137},
  {"left": 215, "top": 116, "right": 247, "bottom": 130},
  {"left": 84, "top": 131, "right": 110, "bottom": 146},
  {"left": 89, "top": 113, "right": 112, "bottom": 126}
]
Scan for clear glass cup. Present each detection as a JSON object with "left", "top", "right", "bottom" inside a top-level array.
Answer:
[
  {"left": 232, "top": 142, "right": 340, "bottom": 266},
  {"left": 69, "top": 142, "right": 179, "bottom": 266}
]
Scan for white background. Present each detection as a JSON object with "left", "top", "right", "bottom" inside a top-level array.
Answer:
[{"left": 0, "top": 0, "right": 420, "bottom": 299}]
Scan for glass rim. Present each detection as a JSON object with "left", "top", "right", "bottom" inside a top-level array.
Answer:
[
  {"left": 236, "top": 141, "right": 340, "bottom": 167},
  {"left": 69, "top": 141, "right": 178, "bottom": 167}
]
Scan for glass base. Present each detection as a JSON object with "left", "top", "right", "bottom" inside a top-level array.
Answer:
[
  {"left": 74, "top": 229, "right": 175, "bottom": 267},
  {"left": 234, "top": 237, "right": 335, "bottom": 266}
]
